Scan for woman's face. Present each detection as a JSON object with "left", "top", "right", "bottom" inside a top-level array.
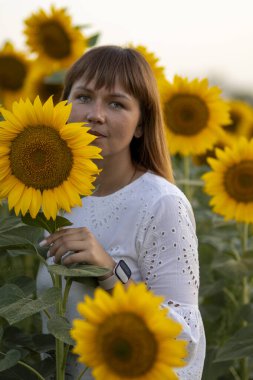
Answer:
[{"left": 68, "top": 77, "right": 142, "bottom": 161}]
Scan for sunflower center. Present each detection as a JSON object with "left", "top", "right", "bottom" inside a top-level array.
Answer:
[
  {"left": 97, "top": 312, "right": 158, "bottom": 377},
  {"left": 224, "top": 160, "right": 253, "bottom": 202},
  {"left": 223, "top": 111, "right": 240, "bottom": 133},
  {"left": 10, "top": 125, "right": 73, "bottom": 190},
  {"left": 164, "top": 94, "right": 209, "bottom": 135},
  {"left": 39, "top": 21, "right": 71, "bottom": 59},
  {"left": 0, "top": 56, "right": 27, "bottom": 91},
  {"left": 38, "top": 82, "right": 63, "bottom": 104}
]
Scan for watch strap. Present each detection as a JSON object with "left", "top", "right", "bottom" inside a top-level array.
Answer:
[
  {"left": 98, "top": 260, "right": 131, "bottom": 290},
  {"left": 98, "top": 273, "right": 118, "bottom": 290}
]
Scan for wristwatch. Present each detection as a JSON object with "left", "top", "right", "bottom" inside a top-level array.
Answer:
[
  {"left": 98, "top": 260, "right": 132, "bottom": 290},
  {"left": 114, "top": 260, "right": 132, "bottom": 283}
]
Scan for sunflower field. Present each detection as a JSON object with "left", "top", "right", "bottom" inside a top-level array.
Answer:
[{"left": 0, "top": 4, "right": 253, "bottom": 380}]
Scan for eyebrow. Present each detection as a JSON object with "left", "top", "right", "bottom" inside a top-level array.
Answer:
[{"left": 74, "top": 86, "right": 131, "bottom": 100}]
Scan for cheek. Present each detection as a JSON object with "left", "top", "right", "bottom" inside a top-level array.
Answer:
[
  {"left": 68, "top": 105, "right": 83, "bottom": 123},
  {"left": 114, "top": 127, "right": 137, "bottom": 143}
]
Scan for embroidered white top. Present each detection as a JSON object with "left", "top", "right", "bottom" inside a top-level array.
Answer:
[{"left": 37, "top": 171, "right": 206, "bottom": 379}]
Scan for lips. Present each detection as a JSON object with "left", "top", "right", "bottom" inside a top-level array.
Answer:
[{"left": 89, "top": 130, "right": 106, "bottom": 137}]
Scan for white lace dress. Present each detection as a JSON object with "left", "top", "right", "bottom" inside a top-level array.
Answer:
[{"left": 37, "top": 171, "right": 206, "bottom": 379}]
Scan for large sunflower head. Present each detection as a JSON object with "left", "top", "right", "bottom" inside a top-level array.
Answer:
[
  {"left": 222, "top": 100, "right": 253, "bottom": 138},
  {"left": 202, "top": 137, "right": 253, "bottom": 223},
  {"left": 23, "top": 6, "right": 87, "bottom": 68},
  {"left": 0, "top": 42, "right": 31, "bottom": 109},
  {"left": 0, "top": 96, "right": 102, "bottom": 220},
  {"left": 130, "top": 44, "right": 169, "bottom": 102},
  {"left": 71, "top": 282, "right": 187, "bottom": 380},
  {"left": 163, "top": 75, "right": 231, "bottom": 156}
]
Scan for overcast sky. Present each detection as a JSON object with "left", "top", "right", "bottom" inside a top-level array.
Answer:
[{"left": 1, "top": 0, "right": 253, "bottom": 95}]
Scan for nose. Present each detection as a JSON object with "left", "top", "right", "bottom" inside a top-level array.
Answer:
[{"left": 86, "top": 102, "right": 105, "bottom": 124}]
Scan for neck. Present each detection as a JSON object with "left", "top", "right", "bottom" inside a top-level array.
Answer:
[{"left": 93, "top": 156, "right": 137, "bottom": 196}]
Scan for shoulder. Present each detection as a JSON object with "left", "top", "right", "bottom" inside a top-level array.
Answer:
[
  {"left": 137, "top": 172, "right": 196, "bottom": 226},
  {"left": 138, "top": 171, "right": 189, "bottom": 204}
]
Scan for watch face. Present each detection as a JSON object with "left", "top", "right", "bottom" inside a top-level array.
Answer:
[{"left": 115, "top": 260, "right": 131, "bottom": 284}]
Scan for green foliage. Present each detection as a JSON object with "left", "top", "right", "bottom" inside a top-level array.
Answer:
[
  {"left": 47, "top": 317, "right": 74, "bottom": 345},
  {"left": 47, "top": 263, "right": 109, "bottom": 277},
  {"left": 173, "top": 156, "right": 253, "bottom": 380},
  {"left": 0, "top": 350, "right": 21, "bottom": 372},
  {"left": 215, "top": 325, "right": 253, "bottom": 362},
  {"left": 0, "top": 286, "right": 61, "bottom": 325},
  {"left": 87, "top": 33, "right": 100, "bottom": 47},
  {"left": 1, "top": 157, "right": 253, "bottom": 379},
  {"left": 0, "top": 203, "right": 111, "bottom": 378},
  {"left": 22, "top": 213, "right": 73, "bottom": 234}
]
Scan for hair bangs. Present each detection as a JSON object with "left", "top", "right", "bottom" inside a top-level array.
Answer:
[{"left": 82, "top": 48, "right": 145, "bottom": 99}]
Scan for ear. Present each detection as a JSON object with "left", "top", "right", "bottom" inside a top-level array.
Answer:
[{"left": 134, "top": 124, "right": 143, "bottom": 138}]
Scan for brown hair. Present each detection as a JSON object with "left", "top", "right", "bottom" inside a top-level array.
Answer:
[{"left": 61, "top": 45, "right": 174, "bottom": 182}]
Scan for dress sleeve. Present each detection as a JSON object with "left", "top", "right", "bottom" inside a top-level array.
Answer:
[{"left": 136, "top": 194, "right": 206, "bottom": 379}]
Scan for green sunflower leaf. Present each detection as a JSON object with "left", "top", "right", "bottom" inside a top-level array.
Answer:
[
  {"left": 21, "top": 213, "right": 73, "bottom": 234},
  {"left": 87, "top": 33, "right": 100, "bottom": 47},
  {"left": 0, "top": 284, "right": 25, "bottom": 308},
  {"left": 214, "top": 325, "right": 253, "bottom": 362},
  {"left": 0, "top": 349, "right": 21, "bottom": 372},
  {"left": 0, "top": 287, "right": 61, "bottom": 325},
  {"left": 0, "top": 234, "right": 33, "bottom": 250},
  {"left": 212, "top": 257, "right": 253, "bottom": 278},
  {"left": 47, "top": 316, "right": 74, "bottom": 345},
  {"left": 47, "top": 264, "right": 109, "bottom": 278},
  {"left": 0, "top": 214, "right": 24, "bottom": 234}
]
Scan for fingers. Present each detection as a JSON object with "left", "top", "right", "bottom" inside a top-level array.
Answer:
[
  {"left": 61, "top": 251, "right": 88, "bottom": 266},
  {"left": 40, "top": 227, "right": 89, "bottom": 247},
  {"left": 49, "top": 241, "right": 89, "bottom": 263},
  {"left": 38, "top": 227, "right": 109, "bottom": 267}
]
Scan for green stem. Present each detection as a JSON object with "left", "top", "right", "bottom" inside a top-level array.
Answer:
[
  {"left": 55, "top": 274, "right": 65, "bottom": 380},
  {"left": 176, "top": 179, "right": 204, "bottom": 187},
  {"left": 229, "top": 366, "right": 242, "bottom": 380},
  {"left": 77, "top": 366, "right": 89, "bottom": 380},
  {"left": 242, "top": 223, "right": 249, "bottom": 252},
  {"left": 241, "top": 223, "right": 250, "bottom": 310},
  {"left": 223, "top": 287, "right": 239, "bottom": 308},
  {"left": 61, "top": 344, "right": 70, "bottom": 372},
  {"left": 62, "top": 278, "right": 72, "bottom": 315},
  {"left": 0, "top": 352, "right": 45, "bottom": 380},
  {"left": 43, "top": 308, "right": 51, "bottom": 320},
  {"left": 183, "top": 156, "right": 192, "bottom": 200},
  {"left": 34, "top": 244, "right": 55, "bottom": 285},
  {"left": 18, "top": 360, "right": 46, "bottom": 380}
]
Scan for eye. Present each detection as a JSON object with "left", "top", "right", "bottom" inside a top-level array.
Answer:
[
  {"left": 77, "top": 95, "right": 91, "bottom": 103},
  {"left": 110, "top": 101, "right": 123, "bottom": 109}
]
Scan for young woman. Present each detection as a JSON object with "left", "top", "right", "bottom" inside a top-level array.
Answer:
[{"left": 37, "top": 45, "right": 205, "bottom": 379}]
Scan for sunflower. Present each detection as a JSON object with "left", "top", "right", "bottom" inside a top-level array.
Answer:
[
  {"left": 224, "top": 99, "right": 253, "bottom": 136},
  {"left": 0, "top": 42, "right": 31, "bottom": 109},
  {"left": 131, "top": 45, "right": 169, "bottom": 102},
  {"left": 163, "top": 75, "right": 231, "bottom": 156},
  {"left": 24, "top": 5, "right": 87, "bottom": 68},
  {"left": 24, "top": 60, "right": 64, "bottom": 104},
  {"left": 202, "top": 137, "right": 253, "bottom": 223},
  {"left": 0, "top": 97, "right": 102, "bottom": 220},
  {"left": 192, "top": 128, "right": 233, "bottom": 166},
  {"left": 222, "top": 100, "right": 253, "bottom": 138},
  {"left": 71, "top": 282, "right": 187, "bottom": 380}
]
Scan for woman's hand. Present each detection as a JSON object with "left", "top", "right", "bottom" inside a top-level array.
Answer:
[{"left": 40, "top": 227, "right": 116, "bottom": 272}]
